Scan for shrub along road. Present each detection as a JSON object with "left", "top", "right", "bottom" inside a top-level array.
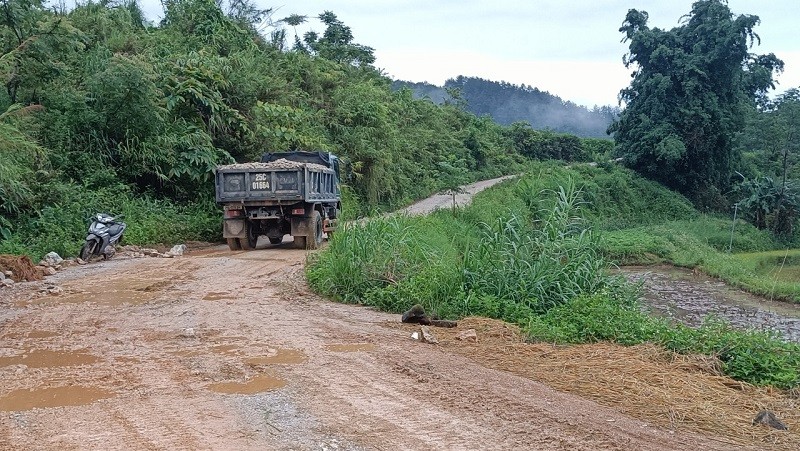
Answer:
[{"left": 0, "top": 178, "right": 784, "bottom": 450}]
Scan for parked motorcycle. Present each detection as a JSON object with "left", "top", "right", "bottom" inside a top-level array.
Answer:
[{"left": 80, "top": 213, "right": 126, "bottom": 261}]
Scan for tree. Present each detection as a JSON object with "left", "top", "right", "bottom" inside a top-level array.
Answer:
[
  {"left": 299, "top": 11, "right": 375, "bottom": 67},
  {"left": 609, "top": 0, "right": 783, "bottom": 205}
]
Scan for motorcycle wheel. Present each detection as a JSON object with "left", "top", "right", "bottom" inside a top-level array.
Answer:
[{"left": 79, "top": 241, "right": 97, "bottom": 261}]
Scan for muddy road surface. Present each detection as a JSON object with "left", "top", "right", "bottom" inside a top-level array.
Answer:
[{"left": 1, "top": 244, "right": 740, "bottom": 450}]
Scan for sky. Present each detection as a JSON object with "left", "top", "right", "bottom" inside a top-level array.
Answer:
[{"left": 136, "top": 0, "right": 800, "bottom": 108}]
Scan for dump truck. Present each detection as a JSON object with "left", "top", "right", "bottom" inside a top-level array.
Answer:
[{"left": 214, "top": 151, "right": 341, "bottom": 251}]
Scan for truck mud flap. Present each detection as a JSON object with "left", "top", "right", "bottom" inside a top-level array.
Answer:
[
  {"left": 223, "top": 219, "right": 246, "bottom": 238},
  {"left": 291, "top": 217, "right": 311, "bottom": 237}
]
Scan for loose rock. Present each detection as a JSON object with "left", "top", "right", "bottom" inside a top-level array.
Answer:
[
  {"left": 0, "top": 271, "right": 5, "bottom": 281},
  {"left": 167, "top": 244, "right": 186, "bottom": 256},
  {"left": 43, "top": 252, "right": 64, "bottom": 267},
  {"left": 420, "top": 326, "right": 438, "bottom": 344},
  {"left": 44, "top": 267, "right": 57, "bottom": 276},
  {"left": 76, "top": 258, "right": 87, "bottom": 265},
  {"left": 753, "top": 410, "right": 787, "bottom": 430},
  {"left": 456, "top": 329, "right": 478, "bottom": 342},
  {"left": 179, "top": 328, "right": 197, "bottom": 338}
]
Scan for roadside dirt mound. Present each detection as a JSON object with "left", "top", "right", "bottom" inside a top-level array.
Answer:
[
  {"left": 0, "top": 254, "right": 43, "bottom": 282},
  {"left": 398, "top": 317, "right": 799, "bottom": 449}
]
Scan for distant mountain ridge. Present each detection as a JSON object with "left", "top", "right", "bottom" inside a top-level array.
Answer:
[{"left": 392, "top": 76, "right": 618, "bottom": 138}]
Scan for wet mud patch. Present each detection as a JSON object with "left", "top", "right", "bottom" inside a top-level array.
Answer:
[
  {"left": 207, "top": 375, "right": 286, "bottom": 394},
  {"left": 0, "top": 386, "right": 115, "bottom": 411},
  {"left": 203, "top": 292, "right": 234, "bottom": 301},
  {"left": 0, "top": 349, "right": 100, "bottom": 368},
  {"left": 622, "top": 266, "right": 800, "bottom": 342},
  {"left": 325, "top": 343, "right": 376, "bottom": 352},
  {"left": 245, "top": 348, "right": 306, "bottom": 365},
  {"left": 1, "top": 329, "right": 59, "bottom": 340},
  {"left": 211, "top": 344, "right": 242, "bottom": 355}
]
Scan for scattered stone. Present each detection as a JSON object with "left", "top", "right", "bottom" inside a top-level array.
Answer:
[
  {"left": 179, "top": 328, "right": 196, "bottom": 338},
  {"left": 456, "top": 329, "right": 478, "bottom": 342},
  {"left": 753, "top": 410, "right": 787, "bottom": 430},
  {"left": 76, "top": 258, "right": 87, "bottom": 265},
  {"left": 44, "top": 267, "right": 57, "bottom": 276},
  {"left": 43, "top": 252, "right": 64, "bottom": 267},
  {"left": 38, "top": 260, "right": 48, "bottom": 267},
  {"left": 1, "top": 279, "right": 14, "bottom": 287},
  {"left": 0, "top": 272, "right": 5, "bottom": 281},
  {"left": 47, "top": 286, "right": 63, "bottom": 296},
  {"left": 167, "top": 244, "right": 186, "bottom": 257},
  {"left": 160, "top": 253, "right": 174, "bottom": 258},
  {"left": 410, "top": 332, "right": 420, "bottom": 340},
  {"left": 3, "top": 270, "right": 12, "bottom": 278},
  {"left": 419, "top": 326, "right": 438, "bottom": 344}
]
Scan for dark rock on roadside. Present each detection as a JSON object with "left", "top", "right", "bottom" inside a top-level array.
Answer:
[
  {"left": 753, "top": 410, "right": 787, "bottom": 430},
  {"left": 401, "top": 304, "right": 457, "bottom": 328}
]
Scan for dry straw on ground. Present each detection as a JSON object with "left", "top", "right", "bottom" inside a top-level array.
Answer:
[{"left": 402, "top": 317, "right": 800, "bottom": 449}]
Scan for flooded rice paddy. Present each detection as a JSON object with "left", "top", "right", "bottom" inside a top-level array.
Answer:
[{"left": 621, "top": 266, "right": 800, "bottom": 342}]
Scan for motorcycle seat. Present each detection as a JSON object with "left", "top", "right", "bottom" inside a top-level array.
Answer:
[{"left": 108, "top": 224, "right": 124, "bottom": 236}]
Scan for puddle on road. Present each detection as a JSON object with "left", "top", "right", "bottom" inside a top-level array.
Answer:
[
  {"left": 207, "top": 375, "right": 286, "bottom": 394},
  {"left": 203, "top": 292, "right": 235, "bottom": 301},
  {"left": 50, "top": 280, "right": 160, "bottom": 305},
  {"left": 325, "top": 343, "right": 376, "bottom": 352},
  {"left": 622, "top": 266, "right": 800, "bottom": 342},
  {"left": 0, "top": 386, "right": 114, "bottom": 411},
  {"left": 2, "top": 330, "right": 59, "bottom": 340},
  {"left": 211, "top": 344, "right": 242, "bottom": 355},
  {"left": 245, "top": 349, "right": 306, "bottom": 365},
  {"left": 0, "top": 349, "right": 99, "bottom": 368}
]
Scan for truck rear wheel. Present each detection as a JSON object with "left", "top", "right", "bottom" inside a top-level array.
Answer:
[
  {"left": 226, "top": 238, "right": 241, "bottom": 251},
  {"left": 307, "top": 211, "right": 323, "bottom": 250},
  {"left": 240, "top": 221, "right": 257, "bottom": 250},
  {"left": 293, "top": 236, "right": 307, "bottom": 249}
]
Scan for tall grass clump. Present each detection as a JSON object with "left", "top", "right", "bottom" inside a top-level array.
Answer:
[
  {"left": 461, "top": 180, "right": 622, "bottom": 314},
  {"left": 308, "top": 173, "right": 627, "bottom": 323}
]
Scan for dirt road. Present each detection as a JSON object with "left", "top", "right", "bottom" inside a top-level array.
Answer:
[{"left": 0, "top": 177, "right": 755, "bottom": 450}]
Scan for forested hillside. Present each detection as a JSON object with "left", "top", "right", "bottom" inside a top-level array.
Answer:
[
  {"left": 393, "top": 76, "right": 618, "bottom": 138},
  {"left": 0, "top": 0, "right": 610, "bottom": 259}
]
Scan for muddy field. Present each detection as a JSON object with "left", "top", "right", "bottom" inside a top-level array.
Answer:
[{"left": 623, "top": 266, "right": 800, "bottom": 342}]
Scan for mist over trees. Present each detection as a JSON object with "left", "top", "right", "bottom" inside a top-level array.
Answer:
[{"left": 393, "top": 77, "right": 618, "bottom": 138}]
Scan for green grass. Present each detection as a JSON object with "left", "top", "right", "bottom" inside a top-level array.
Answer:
[{"left": 308, "top": 164, "right": 800, "bottom": 388}]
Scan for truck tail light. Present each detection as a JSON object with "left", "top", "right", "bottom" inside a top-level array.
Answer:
[
  {"left": 224, "top": 209, "right": 244, "bottom": 218},
  {"left": 291, "top": 208, "right": 305, "bottom": 215}
]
